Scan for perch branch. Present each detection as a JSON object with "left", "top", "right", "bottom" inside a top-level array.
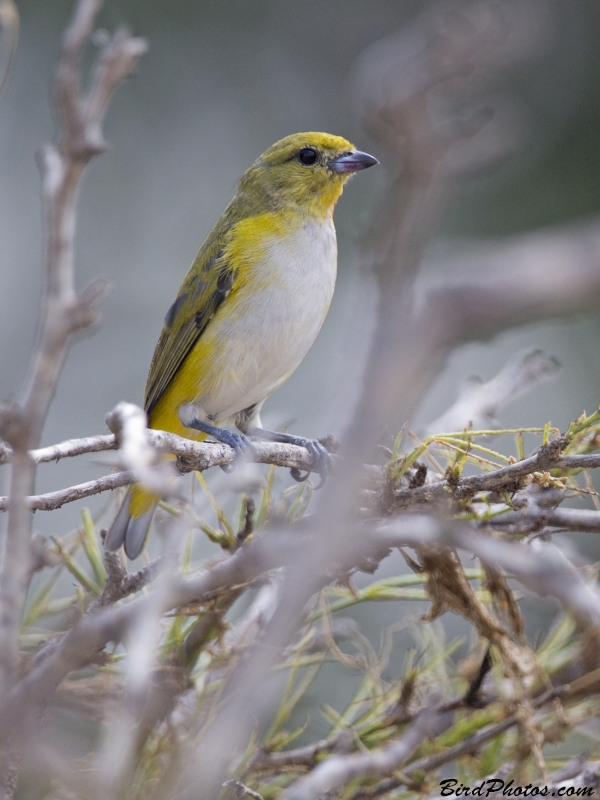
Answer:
[{"left": 0, "top": 435, "right": 324, "bottom": 511}]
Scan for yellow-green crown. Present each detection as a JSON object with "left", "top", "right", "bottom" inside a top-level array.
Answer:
[{"left": 238, "top": 132, "right": 362, "bottom": 218}]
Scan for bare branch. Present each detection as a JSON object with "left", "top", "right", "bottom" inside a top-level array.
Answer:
[
  {"left": 0, "top": 0, "right": 18, "bottom": 101},
  {"left": 282, "top": 702, "right": 450, "bottom": 800},
  {"left": 0, "top": 528, "right": 299, "bottom": 744},
  {"left": 425, "top": 349, "right": 559, "bottom": 436},
  {"left": 386, "top": 438, "right": 599, "bottom": 511},
  {"left": 0, "top": 0, "right": 146, "bottom": 700},
  {"left": 347, "top": 686, "right": 568, "bottom": 800},
  {"left": 0, "top": 424, "right": 332, "bottom": 468},
  {"left": 28, "top": 433, "right": 116, "bottom": 465},
  {"left": 378, "top": 516, "right": 600, "bottom": 629},
  {"left": 0, "top": 438, "right": 324, "bottom": 511},
  {"left": 0, "top": 470, "right": 136, "bottom": 512}
]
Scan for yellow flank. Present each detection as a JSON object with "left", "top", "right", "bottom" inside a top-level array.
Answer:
[
  {"left": 109, "top": 132, "right": 378, "bottom": 553},
  {"left": 136, "top": 213, "right": 294, "bottom": 517},
  {"left": 148, "top": 211, "right": 292, "bottom": 438},
  {"left": 129, "top": 482, "right": 161, "bottom": 518}
]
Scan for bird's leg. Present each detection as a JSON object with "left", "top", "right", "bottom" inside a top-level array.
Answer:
[
  {"left": 186, "top": 418, "right": 254, "bottom": 473},
  {"left": 248, "top": 428, "right": 332, "bottom": 487}
]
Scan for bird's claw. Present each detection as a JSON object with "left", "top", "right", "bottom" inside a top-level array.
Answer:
[
  {"left": 289, "top": 437, "right": 332, "bottom": 488},
  {"left": 218, "top": 431, "right": 255, "bottom": 473}
]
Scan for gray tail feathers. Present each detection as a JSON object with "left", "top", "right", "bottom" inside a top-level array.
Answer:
[{"left": 105, "top": 489, "right": 158, "bottom": 560}]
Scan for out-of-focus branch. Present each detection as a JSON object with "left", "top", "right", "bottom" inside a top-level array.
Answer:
[
  {"left": 0, "top": 0, "right": 145, "bottom": 701},
  {"left": 544, "top": 508, "right": 600, "bottom": 533},
  {"left": 105, "top": 402, "right": 155, "bottom": 473},
  {"left": 247, "top": 732, "right": 351, "bottom": 775},
  {"left": 347, "top": 686, "right": 568, "bottom": 800},
  {"left": 33, "top": 550, "right": 171, "bottom": 666},
  {"left": 424, "top": 349, "right": 559, "bottom": 436},
  {"left": 346, "top": 0, "right": 538, "bottom": 458},
  {"left": 0, "top": 519, "right": 390, "bottom": 751},
  {"left": 282, "top": 702, "right": 450, "bottom": 800},
  {"left": 0, "top": 0, "right": 18, "bottom": 101},
  {"left": 0, "top": 528, "right": 300, "bottom": 745},
  {"left": 378, "top": 516, "right": 600, "bottom": 629},
  {"left": 222, "top": 781, "right": 264, "bottom": 800},
  {"left": 423, "top": 220, "right": 600, "bottom": 347},
  {"left": 97, "top": 551, "right": 178, "bottom": 798}
]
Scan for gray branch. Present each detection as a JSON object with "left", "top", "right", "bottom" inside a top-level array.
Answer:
[
  {"left": 0, "top": 528, "right": 302, "bottom": 746},
  {"left": 282, "top": 702, "right": 450, "bottom": 800},
  {"left": 387, "top": 439, "right": 600, "bottom": 511},
  {"left": 0, "top": 0, "right": 18, "bottom": 101},
  {"left": 347, "top": 686, "right": 568, "bottom": 800},
  {"left": 0, "top": 0, "right": 145, "bottom": 701},
  {"left": 0, "top": 439, "right": 322, "bottom": 512},
  {"left": 424, "top": 349, "right": 559, "bottom": 436},
  {"left": 378, "top": 515, "right": 600, "bottom": 629}
]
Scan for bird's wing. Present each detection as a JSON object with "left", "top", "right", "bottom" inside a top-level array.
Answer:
[{"left": 144, "top": 238, "right": 235, "bottom": 416}]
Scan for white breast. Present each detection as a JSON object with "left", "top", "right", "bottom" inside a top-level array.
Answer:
[{"left": 199, "top": 217, "right": 337, "bottom": 421}]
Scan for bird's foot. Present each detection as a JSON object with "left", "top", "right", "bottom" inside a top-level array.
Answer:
[
  {"left": 250, "top": 429, "right": 335, "bottom": 488},
  {"left": 288, "top": 437, "right": 331, "bottom": 487},
  {"left": 187, "top": 418, "right": 254, "bottom": 473},
  {"left": 216, "top": 430, "right": 255, "bottom": 473}
]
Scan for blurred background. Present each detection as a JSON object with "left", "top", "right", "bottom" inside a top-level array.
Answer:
[{"left": 3, "top": 0, "right": 600, "bottom": 756}]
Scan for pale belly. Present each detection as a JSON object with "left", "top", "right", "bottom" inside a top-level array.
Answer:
[{"left": 189, "top": 217, "right": 337, "bottom": 422}]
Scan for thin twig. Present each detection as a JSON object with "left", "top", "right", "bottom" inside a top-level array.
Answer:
[
  {"left": 388, "top": 438, "right": 587, "bottom": 510},
  {"left": 281, "top": 702, "right": 451, "bottom": 800},
  {"left": 347, "top": 686, "right": 568, "bottom": 800},
  {"left": 0, "top": 7, "right": 148, "bottom": 792},
  {"left": 378, "top": 515, "right": 600, "bottom": 629},
  {"left": 0, "top": 440, "right": 323, "bottom": 511}
]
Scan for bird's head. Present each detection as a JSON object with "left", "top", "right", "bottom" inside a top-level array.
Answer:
[{"left": 238, "top": 132, "right": 378, "bottom": 219}]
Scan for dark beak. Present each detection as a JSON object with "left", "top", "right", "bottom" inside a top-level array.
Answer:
[{"left": 328, "top": 150, "right": 379, "bottom": 173}]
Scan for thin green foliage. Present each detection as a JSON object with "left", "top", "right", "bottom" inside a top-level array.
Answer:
[{"left": 18, "top": 409, "right": 600, "bottom": 798}]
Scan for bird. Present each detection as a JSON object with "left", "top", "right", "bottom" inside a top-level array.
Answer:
[{"left": 105, "top": 132, "right": 378, "bottom": 559}]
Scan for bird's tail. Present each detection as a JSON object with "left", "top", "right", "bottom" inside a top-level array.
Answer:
[{"left": 105, "top": 484, "right": 159, "bottom": 560}]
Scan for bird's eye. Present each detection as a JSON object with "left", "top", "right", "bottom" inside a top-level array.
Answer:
[{"left": 297, "top": 147, "right": 318, "bottom": 166}]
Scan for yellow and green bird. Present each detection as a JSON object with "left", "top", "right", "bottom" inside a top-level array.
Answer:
[{"left": 106, "top": 132, "right": 378, "bottom": 558}]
